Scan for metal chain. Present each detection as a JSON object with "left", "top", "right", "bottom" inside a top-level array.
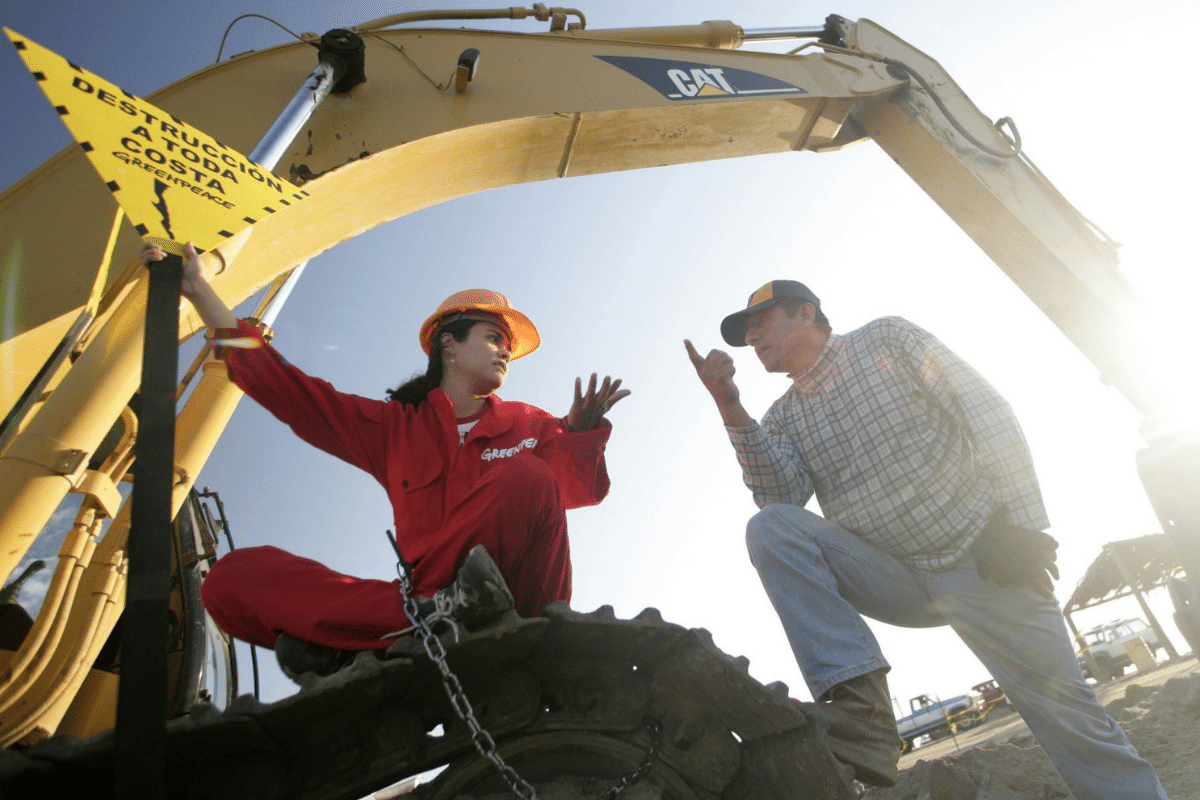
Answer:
[
  {"left": 392, "top": 551, "right": 662, "bottom": 799},
  {"left": 601, "top": 720, "right": 661, "bottom": 799},
  {"left": 397, "top": 562, "right": 539, "bottom": 800}
]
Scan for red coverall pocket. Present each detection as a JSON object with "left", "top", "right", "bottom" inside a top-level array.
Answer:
[{"left": 396, "top": 459, "right": 445, "bottom": 535}]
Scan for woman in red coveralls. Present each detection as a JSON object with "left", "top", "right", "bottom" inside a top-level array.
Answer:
[{"left": 142, "top": 243, "right": 629, "bottom": 680}]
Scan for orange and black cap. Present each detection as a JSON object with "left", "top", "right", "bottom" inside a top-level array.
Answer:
[{"left": 720, "top": 280, "right": 821, "bottom": 346}]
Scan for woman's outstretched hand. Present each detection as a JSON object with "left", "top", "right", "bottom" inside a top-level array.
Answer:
[
  {"left": 566, "top": 374, "right": 630, "bottom": 431},
  {"left": 140, "top": 240, "right": 203, "bottom": 292},
  {"left": 139, "top": 241, "right": 238, "bottom": 329}
]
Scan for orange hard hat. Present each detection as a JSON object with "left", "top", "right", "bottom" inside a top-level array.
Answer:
[{"left": 419, "top": 289, "right": 540, "bottom": 359}]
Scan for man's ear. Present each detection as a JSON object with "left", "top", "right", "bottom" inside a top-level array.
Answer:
[{"left": 800, "top": 302, "right": 816, "bottom": 324}]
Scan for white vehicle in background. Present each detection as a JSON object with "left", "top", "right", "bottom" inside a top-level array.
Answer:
[
  {"left": 896, "top": 694, "right": 975, "bottom": 753},
  {"left": 1076, "top": 618, "right": 1164, "bottom": 682}
]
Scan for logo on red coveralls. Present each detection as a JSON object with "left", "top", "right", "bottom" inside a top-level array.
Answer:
[
  {"left": 481, "top": 438, "right": 538, "bottom": 461},
  {"left": 595, "top": 55, "right": 806, "bottom": 101}
]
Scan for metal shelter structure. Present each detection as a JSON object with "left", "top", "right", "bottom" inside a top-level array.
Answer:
[{"left": 1063, "top": 534, "right": 1185, "bottom": 659}]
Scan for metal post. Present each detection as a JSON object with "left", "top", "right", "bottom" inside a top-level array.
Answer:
[
  {"left": 739, "top": 26, "right": 828, "bottom": 42},
  {"left": 250, "top": 62, "right": 337, "bottom": 170},
  {"left": 240, "top": 62, "right": 343, "bottom": 322},
  {"left": 1137, "top": 440, "right": 1200, "bottom": 655},
  {"left": 112, "top": 46, "right": 349, "bottom": 798},
  {"left": 247, "top": 30, "right": 365, "bottom": 324},
  {"left": 260, "top": 267, "right": 306, "bottom": 328},
  {"left": 114, "top": 253, "right": 181, "bottom": 798}
]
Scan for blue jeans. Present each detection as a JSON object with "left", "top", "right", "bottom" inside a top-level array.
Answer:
[{"left": 746, "top": 504, "right": 1169, "bottom": 800}]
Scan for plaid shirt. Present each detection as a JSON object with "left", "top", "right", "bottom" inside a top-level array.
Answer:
[{"left": 728, "top": 317, "right": 1049, "bottom": 570}]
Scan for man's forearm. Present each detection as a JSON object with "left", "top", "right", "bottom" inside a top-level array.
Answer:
[{"left": 716, "top": 399, "right": 755, "bottom": 429}]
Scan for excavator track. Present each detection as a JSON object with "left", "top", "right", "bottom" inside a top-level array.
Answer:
[{"left": 0, "top": 604, "right": 857, "bottom": 799}]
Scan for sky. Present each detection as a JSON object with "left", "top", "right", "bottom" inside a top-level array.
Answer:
[{"left": 3, "top": 0, "right": 1199, "bottom": 717}]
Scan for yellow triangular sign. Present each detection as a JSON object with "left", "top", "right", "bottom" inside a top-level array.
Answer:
[{"left": 5, "top": 27, "right": 307, "bottom": 253}]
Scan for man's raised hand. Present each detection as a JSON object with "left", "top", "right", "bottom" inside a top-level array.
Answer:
[
  {"left": 684, "top": 339, "right": 754, "bottom": 428},
  {"left": 684, "top": 339, "right": 740, "bottom": 407}
]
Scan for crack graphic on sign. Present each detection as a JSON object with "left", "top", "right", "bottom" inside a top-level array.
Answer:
[{"left": 151, "top": 178, "right": 174, "bottom": 240}]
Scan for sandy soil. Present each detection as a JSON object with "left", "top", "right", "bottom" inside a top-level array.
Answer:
[{"left": 864, "top": 656, "right": 1200, "bottom": 800}]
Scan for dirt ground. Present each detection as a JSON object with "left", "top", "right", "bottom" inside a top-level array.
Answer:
[{"left": 865, "top": 656, "right": 1200, "bottom": 800}]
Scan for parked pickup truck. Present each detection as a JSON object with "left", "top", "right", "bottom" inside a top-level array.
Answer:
[{"left": 896, "top": 694, "right": 978, "bottom": 753}]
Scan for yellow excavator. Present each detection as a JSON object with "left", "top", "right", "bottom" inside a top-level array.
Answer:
[{"left": 1, "top": 7, "right": 1196, "bottom": 798}]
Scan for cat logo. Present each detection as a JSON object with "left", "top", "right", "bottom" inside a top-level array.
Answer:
[{"left": 596, "top": 55, "right": 806, "bottom": 101}]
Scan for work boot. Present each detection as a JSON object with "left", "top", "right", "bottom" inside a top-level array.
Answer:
[
  {"left": 274, "top": 632, "right": 357, "bottom": 683},
  {"left": 807, "top": 668, "right": 902, "bottom": 787},
  {"left": 412, "top": 545, "right": 515, "bottom": 633},
  {"left": 276, "top": 547, "right": 512, "bottom": 682}
]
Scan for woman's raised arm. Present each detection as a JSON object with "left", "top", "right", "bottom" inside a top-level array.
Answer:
[{"left": 140, "top": 241, "right": 239, "bottom": 330}]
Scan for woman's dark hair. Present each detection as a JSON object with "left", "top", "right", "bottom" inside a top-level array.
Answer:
[{"left": 386, "top": 317, "right": 480, "bottom": 405}]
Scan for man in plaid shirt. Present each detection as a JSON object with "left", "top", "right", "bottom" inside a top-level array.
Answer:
[{"left": 685, "top": 280, "right": 1169, "bottom": 799}]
